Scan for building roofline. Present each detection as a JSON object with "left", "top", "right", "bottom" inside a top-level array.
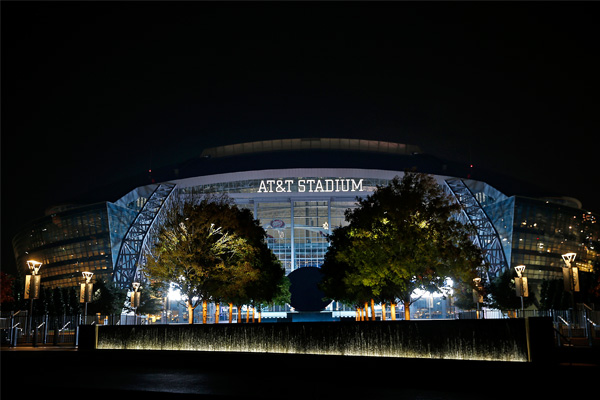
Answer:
[{"left": 200, "top": 138, "right": 422, "bottom": 158}]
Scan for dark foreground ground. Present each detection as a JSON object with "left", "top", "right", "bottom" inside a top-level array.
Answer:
[{"left": 2, "top": 347, "right": 598, "bottom": 400}]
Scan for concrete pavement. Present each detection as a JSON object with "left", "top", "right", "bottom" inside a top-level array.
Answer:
[{"left": 2, "top": 347, "right": 597, "bottom": 400}]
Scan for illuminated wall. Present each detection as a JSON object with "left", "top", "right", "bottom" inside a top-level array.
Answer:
[
  {"left": 91, "top": 319, "right": 551, "bottom": 362},
  {"left": 15, "top": 166, "right": 598, "bottom": 303}
]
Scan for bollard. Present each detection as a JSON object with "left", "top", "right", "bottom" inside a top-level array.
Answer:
[
  {"left": 12, "top": 327, "right": 18, "bottom": 347},
  {"left": 53, "top": 319, "right": 59, "bottom": 345},
  {"left": 11, "top": 323, "right": 20, "bottom": 347},
  {"left": 42, "top": 315, "right": 48, "bottom": 344},
  {"left": 32, "top": 325, "right": 38, "bottom": 347},
  {"left": 9, "top": 312, "right": 15, "bottom": 347}
]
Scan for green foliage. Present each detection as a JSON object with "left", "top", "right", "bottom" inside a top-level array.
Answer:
[
  {"left": 270, "top": 276, "right": 291, "bottom": 307},
  {"left": 539, "top": 279, "right": 570, "bottom": 310},
  {"left": 486, "top": 269, "right": 535, "bottom": 310},
  {"left": 87, "top": 279, "right": 128, "bottom": 315},
  {"left": 143, "top": 194, "right": 287, "bottom": 317},
  {"left": 123, "top": 281, "right": 165, "bottom": 315},
  {"left": 29, "top": 285, "right": 80, "bottom": 316},
  {"left": 538, "top": 269, "right": 600, "bottom": 310},
  {"left": 579, "top": 268, "right": 600, "bottom": 308},
  {"left": 451, "top": 281, "right": 482, "bottom": 311},
  {"left": 35, "top": 287, "right": 58, "bottom": 315},
  {"left": 320, "top": 172, "right": 485, "bottom": 310},
  {"left": 247, "top": 247, "right": 290, "bottom": 311}
]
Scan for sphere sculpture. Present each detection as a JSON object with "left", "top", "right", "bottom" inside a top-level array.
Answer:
[{"left": 288, "top": 267, "right": 331, "bottom": 312}]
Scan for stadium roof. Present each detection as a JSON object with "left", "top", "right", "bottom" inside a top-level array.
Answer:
[{"left": 200, "top": 138, "right": 422, "bottom": 158}]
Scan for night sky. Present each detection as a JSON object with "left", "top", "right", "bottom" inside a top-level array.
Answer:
[{"left": 2, "top": 2, "right": 599, "bottom": 275}]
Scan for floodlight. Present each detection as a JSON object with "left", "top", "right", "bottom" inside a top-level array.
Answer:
[
  {"left": 27, "top": 260, "right": 43, "bottom": 275},
  {"left": 562, "top": 253, "right": 576, "bottom": 267},
  {"left": 82, "top": 271, "right": 94, "bottom": 283},
  {"left": 514, "top": 265, "right": 526, "bottom": 278}
]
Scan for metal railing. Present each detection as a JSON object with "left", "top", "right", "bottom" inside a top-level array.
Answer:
[
  {"left": 456, "top": 306, "right": 599, "bottom": 347},
  {"left": 2, "top": 305, "right": 598, "bottom": 348}
]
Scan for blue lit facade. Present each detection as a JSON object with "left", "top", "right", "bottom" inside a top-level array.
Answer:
[{"left": 12, "top": 139, "right": 599, "bottom": 309}]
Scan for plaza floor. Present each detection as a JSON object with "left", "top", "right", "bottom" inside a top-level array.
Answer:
[{"left": 1, "top": 346, "right": 597, "bottom": 400}]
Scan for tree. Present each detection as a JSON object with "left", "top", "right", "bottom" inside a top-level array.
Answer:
[
  {"left": 321, "top": 172, "right": 485, "bottom": 320},
  {"left": 589, "top": 261, "right": 600, "bottom": 305},
  {"left": 320, "top": 225, "right": 374, "bottom": 319},
  {"left": 451, "top": 280, "right": 485, "bottom": 313},
  {"left": 144, "top": 201, "right": 240, "bottom": 323},
  {"left": 539, "top": 279, "right": 570, "bottom": 311},
  {"left": 0, "top": 272, "right": 15, "bottom": 306},
  {"left": 246, "top": 245, "right": 289, "bottom": 322},
  {"left": 63, "top": 286, "right": 80, "bottom": 315},
  {"left": 487, "top": 269, "right": 535, "bottom": 314},
  {"left": 539, "top": 268, "right": 600, "bottom": 311},
  {"left": 202, "top": 198, "right": 287, "bottom": 323},
  {"left": 123, "top": 281, "right": 165, "bottom": 316},
  {"left": 87, "top": 279, "right": 128, "bottom": 315},
  {"left": 579, "top": 268, "right": 600, "bottom": 308},
  {"left": 144, "top": 194, "right": 286, "bottom": 324}
]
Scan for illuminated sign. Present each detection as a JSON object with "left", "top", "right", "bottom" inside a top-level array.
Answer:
[{"left": 257, "top": 178, "right": 364, "bottom": 193}]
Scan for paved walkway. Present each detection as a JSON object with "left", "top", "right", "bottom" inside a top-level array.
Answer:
[
  {"left": 1, "top": 345, "right": 77, "bottom": 351},
  {"left": 2, "top": 348, "right": 597, "bottom": 399}
]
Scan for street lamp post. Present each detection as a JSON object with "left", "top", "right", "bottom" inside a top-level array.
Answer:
[
  {"left": 25, "top": 260, "right": 42, "bottom": 344},
  {"left": 514, "top": 265, "right": 528, "bottom": 316},
  {"left": 561, "top": 253, "right": 579, "bottom": 291},
  {"left": 472, "top": 277, "right": 483, "bottom": 319},
  {"left": 132, "top": 282, "right": 141, "bottom": 324},
  {"left": 80, "top": 272, "right": 94, "bottom": 324},
  {"left": 561, "top": 253, "right": 579, "bottom": 315}
]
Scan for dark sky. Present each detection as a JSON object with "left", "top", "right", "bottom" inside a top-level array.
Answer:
[{"left": 2, "top": 2, "right": 599, "bottom": 275}]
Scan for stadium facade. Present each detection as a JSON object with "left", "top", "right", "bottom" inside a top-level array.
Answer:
[{"left": 12, "top": 138, "right": 599, "bottom": 314}]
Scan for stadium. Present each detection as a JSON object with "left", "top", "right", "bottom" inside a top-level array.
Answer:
[{"left": 12, "top": 138, "right": 599, "bottom": 320}]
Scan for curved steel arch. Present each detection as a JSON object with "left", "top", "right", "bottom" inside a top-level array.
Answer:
[
  {"left": 444, "top": 179, "right": 509, "bottom": 280},
  {"left": 112, "top": 182, "right": 177, "bottom": 289}
]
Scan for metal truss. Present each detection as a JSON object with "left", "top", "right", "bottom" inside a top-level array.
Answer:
[
  {"left": 112, "top": 183, "right": 177, "bottom": 289},
  {"left": 444, "top": 179, "right": 508, "bottom": 280}
]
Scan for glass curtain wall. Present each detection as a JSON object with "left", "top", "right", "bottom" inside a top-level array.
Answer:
[
  {"left": 293, "top": 201, "right": 329, "bottom": 269},
  {"left": 511, "top": 197, "right": 599, "bottom": 283},
  {"left": 255, "top": 201, "right": 293, "bottom": 273},
  {"left": 251, "top": 199, "right": 356, "bottom": 274},
  {"left": 12, "top": 203, "right": 114, "bottom": 289}
]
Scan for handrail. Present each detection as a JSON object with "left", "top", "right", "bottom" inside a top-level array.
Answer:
[
  {"left": 553, "top": 326, "right": 572, "bottom": 346},
  {"left": 581, "top": 303, "right": 597, "bottom": 326}
]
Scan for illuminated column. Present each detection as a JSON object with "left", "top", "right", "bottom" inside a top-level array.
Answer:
[
  {"left": 561, "top": 253, "right": 578, "bottom": 311},
  {"left": 80, "top": 272, "right": 94, "bottom": 324},
  {"left": 290, "top": 200, "right": 295, "bottom": 272},
  {"left": 514, "top": 265, "right": 528, "bottom": 315},
  {"left": 473, "top": 277, "right": 483, "bottom": 319},
  {"left": 25, "top": 260, "right": 42, "bottom": 343},
  {"left": 132, "top": 282, "right": 142, "bottom": 324},
  {"left": 561, "top": 253, "right": 579, "bottom": 292},
  {"left": 327, "top": 198, "right": 332, "bottom": 236}
]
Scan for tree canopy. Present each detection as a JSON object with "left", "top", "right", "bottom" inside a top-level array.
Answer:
[
  {"left": 320, "top": 172, "right": 486, "bottom": 320},
  {"left": 143, "top": 194, "right": 287, "bottom": 323}
]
